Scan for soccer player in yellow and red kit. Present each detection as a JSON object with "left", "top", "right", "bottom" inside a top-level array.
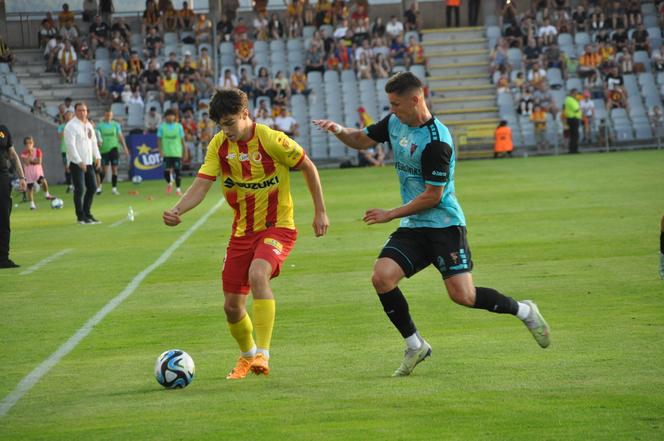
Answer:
[{"left": 163, "top": 88, "right": 329, "bottom": 379}]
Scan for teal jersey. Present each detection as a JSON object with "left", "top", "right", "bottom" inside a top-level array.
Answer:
[
  {"left": 57, "top": 124, "right": 66, "bottom": 153},
  {"left": 97, "top": 120, "right": 123, "bottom": 153},
  {"left": 365, "top": 114, "right": 465, "bottom": 228},
  {"left": 157, "top": 122, "right": 185, "bottom": 157}
]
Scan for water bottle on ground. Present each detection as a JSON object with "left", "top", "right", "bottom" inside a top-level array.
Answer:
[{"left": 128, "top": 206, "right": 135, "bottom": 222}]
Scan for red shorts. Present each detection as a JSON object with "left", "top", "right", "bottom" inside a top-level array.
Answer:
[{"left": 222, "top": 227, "right": 297, "bottom": 294}]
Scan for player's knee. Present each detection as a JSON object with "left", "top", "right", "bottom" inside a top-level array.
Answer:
[
  {"left": 223, "top": 300, "right": 243, "bottom": 318},
  {"left": 248, "top": 266, "right": 270, "bottom": 289},
  {"left": 371, "top": 268, "right": 397, "bottom": 293}
]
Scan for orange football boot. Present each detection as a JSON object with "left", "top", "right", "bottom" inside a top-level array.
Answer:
[
  {"left": 250, "top": 354, "right": 270, "bottom": 376},
  {"left": 226, "top": 356, "right": 254, "bottom": 379}
]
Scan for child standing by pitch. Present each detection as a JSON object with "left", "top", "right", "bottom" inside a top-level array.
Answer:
[{"left": 20, "top": 136, "right": 55, "bottom": 210}]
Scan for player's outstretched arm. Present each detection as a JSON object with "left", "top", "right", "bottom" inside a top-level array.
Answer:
[
  {"left": 163, "top": 177, "right": 214, "bottom": 226},
  {"left": 294, "top": 155, "right": 329, "bottom": 237},
  {"left": 312, "top": 119, "right": 376, "bottom": 151}
]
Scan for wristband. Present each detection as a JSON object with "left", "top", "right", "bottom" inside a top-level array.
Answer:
[
  {"left": 19, "top": 177, "right": 26, "bottom": 180},
  {"left": 332, "top": 124, "right": 342, "bottom": 135}
]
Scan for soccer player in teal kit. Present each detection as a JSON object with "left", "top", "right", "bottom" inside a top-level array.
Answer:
[{"left": 314, "top": 72, "right": 551, "bottom": 377}]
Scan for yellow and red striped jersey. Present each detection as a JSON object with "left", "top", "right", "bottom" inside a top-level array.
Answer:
[{"left": 198, "top": 123, "right": 306, "bottom": 237}]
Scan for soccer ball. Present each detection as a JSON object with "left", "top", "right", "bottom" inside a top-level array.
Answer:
[
  {"left": 154, "top": 349, "right": 195, "bottom": 389},
  {"left": 50, "top": 198, "right": 64, "bottom": 209},
  {"left": 132, "top": 175, "right": 143, "bottom": 185}
]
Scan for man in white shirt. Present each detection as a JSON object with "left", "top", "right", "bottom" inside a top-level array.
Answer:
[
  {"left": 64, "top": 102, "right": 102, "bottom": 224},
  {"left": 537, "top": 18, "right": 558, "bottom": 46},
  {"left": 385, "top": 16, "right": 404, "bottom": 43},
  {"left": 274, "top": 107, "right": 299, "bottom": 136}
]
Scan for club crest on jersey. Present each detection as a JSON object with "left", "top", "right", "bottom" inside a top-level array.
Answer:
[
  {"left": 399, "top": 137, "right": 409, "bottom": 147},
  {"left": 251, "top": 151, "right": 262, "bottom": 163},
  {"left": 239, "top": 153, "right": 249, "bottom": 161}
]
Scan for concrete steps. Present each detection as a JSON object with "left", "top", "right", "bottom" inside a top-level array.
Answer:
[{"left": 423, "top": 27, "right": 498, "bottom": 153}]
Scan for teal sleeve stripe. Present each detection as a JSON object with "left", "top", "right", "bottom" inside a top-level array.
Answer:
[
  {"left": 425, "top": 180, "right": 445, "bottom": 186},
  {"left": 363, "top": 127, "right": 369, "bottom": 135}
]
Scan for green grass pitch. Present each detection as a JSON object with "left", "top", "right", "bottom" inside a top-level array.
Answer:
[{"left": 1, "top": 150, "right": 663, "bottom": 440}]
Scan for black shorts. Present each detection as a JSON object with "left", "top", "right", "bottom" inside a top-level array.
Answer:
[
  {"left": 378, "top": 226, "right": 473, "bottom": 279},
  {"left": 163, "top": 156, "right": 182, "bottom": 170},
  {"left": 101, "top": 148, "right": 120, "bottom": 166},
  {"left": 61, "top": 152, "right": 67, "bottom": 166}
]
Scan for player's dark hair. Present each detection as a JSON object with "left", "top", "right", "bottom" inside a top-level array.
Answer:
[
  {"left": 23, "top": 136, "right": 33, "bottom": 144},
  {"left": 74, "top": 101, "right": 87, "bottom": 110},
  {"left": 164, "top": 109, "right": 175, "bottom": 117},
  {"left": 209, "top": 88, "right": 248, "bottom": 122},
  {"left": 384, "top": 72, "right": 423, "bottom": 96}
]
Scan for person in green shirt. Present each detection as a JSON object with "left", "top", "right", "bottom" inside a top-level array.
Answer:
[
  {"left": 58, "top": 111, "right": 74, "bottom": 192},
  {"left": 157, "top": 109, "right": 187, "bottom": 196},
  {"left": 97, "top": 110, "right": 129, "bottom": 195},
  {"left": 563, "top": 89, "right": 582, "bottom": 154}
]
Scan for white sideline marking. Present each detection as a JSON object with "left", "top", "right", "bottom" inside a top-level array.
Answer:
[
  {"left": 0, "top": 198, "right": 225, "bottom": 418},
  {"left": 109, "top": 218, "right": 128, "bottom": 228},
  {"left": 19, "top": 249, "right": 73, "bottom": 276}
]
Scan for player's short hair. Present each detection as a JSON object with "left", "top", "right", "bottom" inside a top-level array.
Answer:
[
  {"left": 23, "top": 136, "right": 33, "bottom": 144},
  {"left": 209, "top": 88, "right": 248, "bottom": 121},
  {"left": 164, "top": 109, "right": 176, "bottom": 117},
  {"left": 384, "top": 72, "right": 423, "bottom": 96},
  {"left": 74, "top": 101, "right": 87, "bottom": 110}
]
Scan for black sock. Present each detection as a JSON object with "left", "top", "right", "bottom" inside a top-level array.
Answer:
[
  {"left": 378, "top": 287, "right": 417, "bottom": 338},
  {"left": 174, "top": 169, "right": 181, "bottom": 188},
  {"left": 65, "top": 172, "right": 71, "bottom": 185},
  {"left": 164, "top": 170, "right": 171, "bottom": 184},
  {"left": 473, "top": 287, "right": 519, "bottom": 315},
  {"left": 661, "top": 232, "right": 664, "bottom": 254},
  {"left": 112, "top": 174, "right": 117, "bottom": 187}
]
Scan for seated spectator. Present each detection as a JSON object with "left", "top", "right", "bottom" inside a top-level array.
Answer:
[
  {"left": 518, "top": 87, "right": 534, "bottom": 115},
  {"left": 216, "top": 13, "right": 234, "bottom": 43},
  {"left": 255, "top": 107, "right": 275, "bottom": 127},
  {"left": 537, "top": 18, "right": 558, "bottom": 47},
  {"left": 127, "top": 87, "right": 144, "bottom": 107},
  {"left": 403, "top": 2, "right": 420, "bottom": 32},
  {"left": 544, "top": 43, "right": 565, "bottom": 71},
  {"left": 274, "top": 107, "right": 299, "bottom": 136},
  {"left": 82, "top": 0, "right": 98, "bottom": 22},
  {"left": 605, "top": 65, "right": 624, "bottom": 91},
  {"left": 268, "top": 12, "right": 284, "bottom": 40},
  {"left": 611, "top": 27, "right": 629, "bottom": 53},
  {"left": 143, "top": 0, "right": 162, "bottom": 34},
  {"left": 63, "top": 97, "right": 75, "bottom": 114},
  {"left": 273, "top": 70, "right": 291, "bottom": 102},
  {"left": 140, "top": 59, "right": 162, "bottom": 96},
  {"left": 181, "top": 109, "right": 197, "bottom": 158},
  {"left": 652, "top": 45, "right": 664, "bottom": 72},
  {"left": 59, "top": 22, "right": 80, "bottom": 50},
  {"left": 533, "top": 83, "right": 558, "bottom": 115},
  {"left": 160, "top": 65, "right": 179, "bottom": 105},
  {"left": 31, "top": 99, "right": 47, "bottom": 116},
  {"left": 253, "top": 98, "right": 272, "bottom": 119},
  {"left": 179, "top": 1, "right": 195, "bottom": 30},
  {"left": 254, "top": 66, "right": 276, "bottom": 104},
  {"left": 512, "top": 71, "right": 525, "bottom": 94},
  {"left": 334, "top": 40, "right": 353, "bottom": 70},
  {"left": 111, "top": 18, "right": 132, "bottom": 42},
  {"left": 326, "top": 51, "right": 340, "bottom": 71},
  {"left": 503, "top": 21, "right": 524, "bottom": 49},
  {"left": 631, "top": 23, "right": 650, "bottom": 53},
  {"left": 109, "top": 62, "right": 127, "bottom": 102},
  {"left": 358, "top": 144, "right": 385, "bottom": 167},
  {"left": 334, "top": 18, "right": 349, "bottom": 39},
  {"left": 390, "top": 34, "right": 408, "bottom": 67},
  {"left": 608, "top": 1, "right": 627, "bottom": 30},
  {"left": 314, "top": 0, "right": 334, "bottom": 28},
  {"left": 527, "top": 62, "right": 547, "bottom": 91},
  {"left": 489, "top": 39, "right": 510, "bottom": 78},
  {"left": 198, "top": 112, "right": 215, "bottom": 145},
  {"left": 57, "top": 40, "right": 77, "bottom": 83},
  {"left": 0, "top": 35, "right": 15, "bottom": 66},
  {"left": 127, "top": 51, "right": 145, "bottom": 87},
  {"left": 290, "top": 66, "right": 310, "bottom": 96},
  {"left": 89, "top": 15, "right": 110, "bottom": 53},
  {"left": 234, "top": 33, "right": 256, "bottom": 69},
  {"left": 407, "top": 35, "right": 428, "bottom": 73},
  {"left": 144, "top": 26, "right": 163, "bottom": 58},
  {"left": 356, "top": 52, "right": 372, "bottom": 79},
  {"left": 232, "top": 17, "right": 249, "bottom": 40},
  {"left": 385, "top": 15, "right": 403, "bottom": 43},
  {"left": 218, "top": 68, "right": 239, "bottom": 89},
  {"left": 595, "top": 28, "right": 610, "bottom": 44},
  {"left": 179, "top": 52, "right": 198, "bottom": 82},
  {"left": 584, "top": 69, "right": 605, "bottom": 99},
  {"left": 597, "top": 41, "right": 616, "bottom": 69},
  {"left": 626, "top": 0, "right": 642, "bottom": 28},
  {"left": 522, "top": 38, "right": 543, "bottom": 71},
  {"left": 619, "top": 53, "right": 634, "bottom": 75},
  {"left": 305, "top": 41, "right": 325, "bottom": 74},
  {"left": 111, "top": 55, "right": 128, "bottom": 73},
  {"left": 162, "top": 2, "right": 179, "bottom": 32},
  {"left": 252, "top": 10, "right": 269, "bottom": 40},
  {"left": 371, "top": 16, "right": 386, "bottom": 39},
  {"left": 58, "top": 3, "right": 76, "bottom": 28},
  {"left": 648, "top": 105, "right": 663, "bottom": 129},
  {"left": 606, "top": 85, "right": 627, "bottom": 110},
  {"left": 197, "top": 47, "right": 215, "bottom": 95},
  {"left": 355, "top": 38, "right": 373, "bottom": 64},
  {"left": 372, "top": 52, "right": 392, "bottom": 78},
  {"left": 194, "top": 14, "right": 213, "bottom": 45},
  {"left": 144, "top": 106, "right": 162, "bottom": 134},
  {"left": 496, "top": 72, "right": 509, "bottom": 93},
  {"left": 109, "top": 30, "right": 128, "bottom": 59},
  {"left": 286, "top": 0, "right": 304, "bottom": 35},
  {"left": 179, "top": 77, "right": 197, "bottom": 111},
  {"left": 163, "top": 51, "right": 180, "bottom": 72},
  {"left": 572, "top": 4, "right": 589, "bottom": 33},
  {"left": 238, "top": 67, "right": 254, "bottom": 99},
  {"left": 39, "top": 19, "right": 58, "bottom": 49},
  {"left": 578, "top": 44, "right": 601, "bottom": 78}
]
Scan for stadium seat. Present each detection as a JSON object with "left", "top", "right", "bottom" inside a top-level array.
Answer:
[
  {"left": 198, "top": 43, "right": 212, "bottom": 55},
  {"left": 302, "top": 26, "right": 316, "bottom": 39},
  {"left": 329, "top": 139, "right": 347, "bottom": 158},
  {"left": 644, "top": 15, "right": 659, "bottom": 29},
  {"left": 164, "top": 32, "right": 178, "bottom": 46},
  {"left": 574, "top": 32, "right": 591, "bottom": 46},
  {"left": 76, "top": 71, "right": 94, "bottom": 86},
  {"left": 615, "top": 126, "right": 634, "bottom": 141},
  {"left": 5, "top": 73, "right": 17, "bottom": 84},
  {"left": 557, "top": 33, "right": 573, "bottom": 47},
  {"left": 180, "top": 31, "right": 194, "bottom": 42},
  {"left": 95, "top": 47, "right": 110, "bottom": 60},
  {"left": 635, "top": 124, "right": 655, "bottom": 140},
  {"left": 486, "top": 26, "right": 501, "bottom": 41},
  {"left": 610, "top": 108, "right": 629, "bottom": 121},
  {"left": 127, "top": 102, "right": 145, "bottom": 128},
  {"left": 409, "top": 65, "right": 426, "bottom": 79},
  {"left": 634, "top": 51, "right": 651, "bottom": 72},
  {"left": 220, "top": 41, "right": 234, "bottom": 55},
  {"left": 507, "top": 48, "right": 522, "bottom": 67},
  {"left": 111, "top": 102, "right": 126, "bottom": 117},
  {"left": 307, "top": 71, "right": 322, "bottom": 85},
  {"left": 181, "top": 44, "right": 196, "bottom": 57},
  {"left": 642, "top": 3, "right": 656, "bottom": 14},
  {"left": 566, "top": 78, "right": 583, "bottom": 92},
  {"left": 269, "top": 40, "right": 285, "bottom": 53},
  {"left": 0, "top": 84, "right": 16, "bottom": 97},
  {"left": 320, "top": 24, "right": 334, "bottom": 37},
  {"left": 647, "top": 27, "right": 663, "bottom": 47},
  {"left": 0, "top": 63, "right": 10, "bottom": 74},
  {"left": 404, "top": 31, "right": 420, "bottom": 43},
  {"left": 286, "top": 39, "right": 303, "bottom": 52},
  {"left": 254, "top": 41, "right": 268, "bottom": 54},
  {"left": 645, "top": 94, "right": 662, "bottom": 108},
  {"left": 95, "top": 59, "right": 111, "bottom": 74},
  {"left": 324, "top": 70, "right": 339, "bottom": 83}
]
